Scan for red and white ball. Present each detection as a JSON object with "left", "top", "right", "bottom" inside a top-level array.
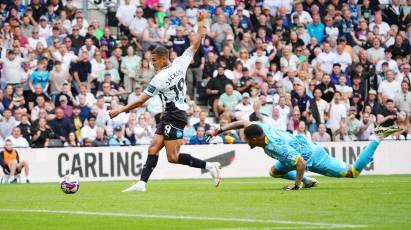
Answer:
[{"left": 60, "top": 174, "right": 80, "bottom": 194}]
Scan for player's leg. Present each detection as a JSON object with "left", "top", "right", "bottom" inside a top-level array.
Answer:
[
  {"left": 16, "top": 160, "right": 30, "bottom": 183},
  {"left": 122, "top": 134, "right": 164, "bottom": 192},
  {"left": 164, "top": 139, "right": 221, "bottom": 187},
  {"left": 7, "top": 160, "right": 18, "bottom": 183},
  {"left": 269, "top": 161, "right": 318, "bottom": 188}
]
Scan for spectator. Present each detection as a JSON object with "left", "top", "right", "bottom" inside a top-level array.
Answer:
[
  {"left": 394, "top": 81, "right": 411, "bottom": 118},
  {"left": 378, "top": 70, "right": 400, "bottom": 100},
  {"left": 366, "top": 37, "right": 385, "bottom": 64},
  {"left": 135, "top": 58, "right": 155, "bottom": 87},
  {"left": 218, "top": 84, "right": 242, "bottom": 116},
  {"left": 29, "top": 62, "right": 49, "bottom": 93},
  {"left": 316, "top": 42, "right": 337, "bottom": 74},
  {"left": 116, "top": 0, "right": 137, "bottom": 36},
  {"left": 129, "top": 7, "right": 148, "bottom": 40},
  {"left": 312, "top": 123, "right": 331, "bottom": 142},
  {"left": 334, "top": 121, "right": 352, "bottom": 142},
  {"left": 58, "top": 95, "right": 73, "bottom": 118},
  {"left": 134, "top": 114, "right": 155, "bottom": 145},
  {"left": 31, "top": 117, "right": 52, "bottom": 148},
  {"left": 206, "top": 65, "right": 233, "bottom": 117},
  {"left": 347, "top": 106, "right": 361, "bottom": 140},
  {"left": 109, "top": 126, "right": 131, "bottom": 146},
  {"left": 99, "top": 27, "right": 116, "bottom": 57},
  {"left": 315, "top": 74, "right": 335, "bottom": 103},
  {"left": 0, "top": 109, "right": 16, "bottom": 139},
  {"left": 234, "top": 92, "right": 254, "bottom": 121},
  {"left": 80, "top": 115, "right": 97, "bottom": 144},
  {"left": 0, "top": 139, "right": 30, "bottom": 183},
  {"left": 92, "top": 127, "right": 109, "bottom": 146},
  {"left": 121, "top": 46, "right": 141, "bottom": 92},
  {"left": 67, "top": 25, "right": 85, "bottom": 55},
  {"left": 291, "top": 84, "right": 310, "bottom": 113},
  {"left": 0, "top": 50, "right": 24, "bottom": 89},
  {"left": 49, "top": 61, "right": 70, "bottom": 99},
  {"left": 293, "top": 120, "right": 311, "bottom": 140},
  {"left": 307, "top": 14, "right": 325, "bottom": 43},
  {"left": 49, "top": 107, "right": 74, "bottom": 143},
  {"left": 17, "top": 114, "right": 31, "bottom": 144},
  {"left": 306, "top": 88, "right": 329, "bottom": 126},
  {"left": 189, "top": 126, "right": 207, "bottom": 145},
  {"left": 326, "top": 92, "right": 347, "bottom": 132},
  {"left": 6, "top": 127, "right": 29, "bottom": 148},
  {"left": 72, "top": 51, "right": 92, "bottom": 93},
  {"left": 377, "top": 99, "right": 398, "bottom": 127},
  {"left": 64, "top": 132, "right": 80, "bottom": 147},
  {"left": 357, "top": 112, "right": 375, "bottom": 141},
  {"left": 210, "top": 13, "right": 233, "bottom": 51}
]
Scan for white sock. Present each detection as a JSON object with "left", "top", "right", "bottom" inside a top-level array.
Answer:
[
  {"left": 8, "top": 175, "right": 15, "bottom": 182},
  {"left": 370, "top": 134, "right": 383, "bottom": 143},
  {"left": 205, "top": 162, "right": 214, "bottom": 171}
]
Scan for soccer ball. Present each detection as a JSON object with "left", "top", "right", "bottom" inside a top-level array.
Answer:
[{"left": 60, "top": 174, "right": 80, "bottom": 194}]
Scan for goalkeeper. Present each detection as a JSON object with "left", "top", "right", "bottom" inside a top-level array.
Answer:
[{"left": 207, "top": 121, "right": 401, "bottom": 190}]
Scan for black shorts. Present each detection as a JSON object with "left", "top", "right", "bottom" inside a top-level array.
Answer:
[
  {"left": 3, "top": 165, "right": 21, "bottom": 174},
  {"left": 155, "top": 109, "right": 187, "bottom": 140}
]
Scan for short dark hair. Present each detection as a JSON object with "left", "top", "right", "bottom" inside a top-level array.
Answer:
[
  {"left": 244, "top": 124, "right": 264, "bottom": 138},
  {"left": 152, "top": 45, "right": 169, "bottom": 57}
]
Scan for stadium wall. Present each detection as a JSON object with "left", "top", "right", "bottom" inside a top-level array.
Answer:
[{"left": 15, "top": 141, "right": 411, "bottom": 183}]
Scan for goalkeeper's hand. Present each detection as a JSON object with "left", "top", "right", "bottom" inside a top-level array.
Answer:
[
  {"left": 205, "top": 129, "right": 223, "bottom": 142},
  {"left": 282, "top": 184, "right": 302, "bottom": 191}
]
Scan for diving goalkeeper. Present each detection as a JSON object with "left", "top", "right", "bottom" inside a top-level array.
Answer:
[{"left": 206, "top": 121, "right": 401, "bottom": 190}]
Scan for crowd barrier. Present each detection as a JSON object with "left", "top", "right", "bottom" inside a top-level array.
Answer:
[{"left": 13, "top": 141, "right": 411, "bottom": 183}]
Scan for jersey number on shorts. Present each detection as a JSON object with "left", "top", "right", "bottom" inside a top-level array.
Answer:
[{"left": 169, "top": 78, "right": 185, "bottom": 101}]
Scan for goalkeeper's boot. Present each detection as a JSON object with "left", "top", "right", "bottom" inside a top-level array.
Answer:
[
  {"left": 375, "top": 126, "right": 403, "bottom": 139},
  {"left": 303, "top": 177, "right": 318, "bottom": 188},
  {"left": 207, "top": 162, "right": 221, "bottom": 187},
  {"left": 122, "top": 180, "right": 146, "bottom": 192}
]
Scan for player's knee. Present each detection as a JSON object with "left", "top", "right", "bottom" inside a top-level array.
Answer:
[
  {"left": 167, "top": 154, "right": 179, "bottom": 164},
  {"left": 269, "top": 167, "right": 283, "bottom": 178}
]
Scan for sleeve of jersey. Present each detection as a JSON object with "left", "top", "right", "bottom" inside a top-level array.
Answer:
[
  {"left": 174, "top": 49, "right": 194, "bottom": 70},
  {"left": 144, "top": 76, "right": 163, "bottom": 97},
  {"left": 284, "top": 145, "right": 303, "bottom": 167}
]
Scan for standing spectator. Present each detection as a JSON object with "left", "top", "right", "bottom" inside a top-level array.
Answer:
[
  {"left": 121, "top": 46, "right": 141, "bottom": 92},
  {"left": 29, "top": 62, "right": 49, "bottom": 93},
  {"left": 135, "top": 58, "right": 155, "bottom": 87},
  {"left": 67, "top": 25, "right": 84, "bottom": 55},
  {"left": 129, "top": 7, "right": 148, "bottom": 40},
  {"left": 17, "top": 114, "right": 31, "bottom": 144},
  {"left": 326, "top": 92, "right": 347, "bottom": 132},
  {"left": 0, "top": 109, "right": 16, "bottom": 139},
  {"left": 189, "top": 126, "right": 207, "bottom": 145},
  {"left": 28, "top": 27, "right": 47, "bottom": 49},
  {"left": 306, "top": 88, "right": 329, "bottom": 126},
  {"left": 394, "top": 81, "right": 411, "bottom": 118},
  {"left": 315, "top": 42, "right": 336, "bottom": 74},
  {"left": 366, "top": 38, "right": 384, "bottom": 64},
  {"left": 0, "top": 139, "right": 30, "bottom": 183},
  {"left": 315, "top": 74, "right": 335, "bottom": 103},
  {"left": 6, "top": 127, "right": 29, "bottom": 148},
  {"left": 307, "top": 14, "right": 325, "bottom": 43},
  {"left": 116, "top": 0, "right": 137, "bottom": 36},
  {"left": 31, "top": 118, "right": 52, "bottom": 148},
  {"left": 72, "top": 51, "right": 92, "bottom": 94},
  {"left": 312, "top": 123, "right": 331, "bottom": 142},
  {"left": 109, "top": 126, "right": 131, "bottom": 146},
  {"left": 291, "top": 84, "right": 310, "bottom": 113},
  {"left": 335, "top": 43, "right": 352, "bottom": 72},
  {"left": 49, "top": 61, "right": 70, "bottom": 99},
  {"left": 0, "top": 50, "right": 24, "bottom": 89},
  {"left": 210, "top": 14, "right": 233, "bottom": 51},
  {"left": 99, "top": 27, "right": 116, "bottom": 57},
  {"left": 49, "top": 107, "right": 74, "bottom": 143}
]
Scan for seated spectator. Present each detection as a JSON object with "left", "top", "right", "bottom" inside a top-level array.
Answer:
[
  {"left": 378, "top": 70, "right": 401, "bottom": 100},
  {"left": 109, "top": 126, "right": 131, "bottom": 146},
  {"left": 58, "top": 95, "right": 73, "bottom": 118},
  {"left": 64, "top": 132, "right": 80, "bottom": 147},
  {"left": 0, "top": 109, "right": 17, "bottom": 139},
  {"left": 72, "top": 51, "right": 92, "bottom": 94},
  {"left": 394, "top": 111, "right": 410, "bottom": 139},
  {"left": 98, "top": 59, "right": 121, "bottom": 84},
  {"left": 288, "top": 108, "right": 301, "bottom": 133},
  {"left": 17, "top": 114, "right": 31, "bottom": 144},
  {"left": 80, "top": 115, "right": 97, "bottom": 144},
  {"left": 135, "top": 58, "right": 155, "bottom": 87},
  {"left": 356, "top": 112, "right": 375, "bottom": 141},
  {"left": 55, "top": 83, "right": 75, "bottom": 107},
  {"left": 75, "top": 83, "right": 96, "bottom": 107},
  {"left": 49, "top": 107, "right": 74, "bottom": 143},
  {"left": 206, "top": 66, "right": 233, "bottom": 117},
  {"left": 29, "top": 62, "right": 49, "bottom": 93},
  {"left": 49, "top": 61, "right": 71, "bottom": 99},
  {"left": 306, "top": 88, "right": 329, "bottom": 125},
  {"left": 293, "top": 120, "right": 311, "bottom": 140},
  {"left": 189, "top": 126, "right": 207, "bottom": 145},
  {"left": 6, "top": 127, "right": 29, "bottom": 148},
  {"left": 193, "top": 111, "right": 211, "bottom": 132},
  {"left": 234, "top": 92, "right": 254, "bottom": 121},
  {"left": 218, "top": 84, "right": 242, "bottom": 116},
  {"left": 264, "top": 108, "right": 287, "bottom": 131},
  {"left": 334, "top": 121, "right": 352, "bottom": 142},
  {"left": 218, "top": 117, "right": 241, "bottom": 144},
  {"left": 0, "top": 139, "right": 30, "bottom": 183},
  {"left": 377, "top": 99, "right": 398, "bottom": 127},
  {"left": 291, "top": 84, "right": 310, "bottom": 113},
  {"left": 31, "top": 118, "right": 52, "bottom": 148},
  {"left": 394, "top": 81, "right": 411, "bottom": 118},
  {"left": 312, "top": 123, "right": 331, "bottom": 142},
  {"left": 134, "top": 114, "right": 155, "bottom": 145},
  {"left": 92, "top": 127, "right": 109, "bottom": 146},
  {"left": 127, "top": 84, "right": 146, "bottom": 115}
]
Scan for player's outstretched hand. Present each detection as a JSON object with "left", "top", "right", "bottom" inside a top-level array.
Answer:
[
  {"left": 205, "top": 129, "right": 222, "bottom": 142},
  {"left": 109, "top": 109, "right": 121, "bottom": 119},
  {"left": 282, "top": 184, "right": 302, "bottom": 191}
]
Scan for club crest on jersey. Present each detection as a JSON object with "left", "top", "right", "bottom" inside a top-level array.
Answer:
[
  {"left": 176, "top": 130, "right": 183, "bottom": 138},
  {"left": 147, "top": 84, "right": 156, "bottom": 94}
]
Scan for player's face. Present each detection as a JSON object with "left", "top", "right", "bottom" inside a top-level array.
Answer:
[{"left": 151, "top": 54, "right": 168, "bottom": 71}]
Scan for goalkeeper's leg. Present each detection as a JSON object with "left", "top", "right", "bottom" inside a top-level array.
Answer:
[{"left": 269, "top": 162, "right": 318, "bottom": 188}]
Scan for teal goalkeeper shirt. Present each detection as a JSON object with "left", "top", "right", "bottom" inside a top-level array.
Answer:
[{"left": 256, "top": 122, "right": 316, "bottom": 167}]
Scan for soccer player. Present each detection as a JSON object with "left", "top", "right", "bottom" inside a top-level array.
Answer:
[
  {"left": 206, "top": 120, "right": 401, "bottom": 190},
  {"left": 109, "top": 12, "right": 221, "bottom": 192}
]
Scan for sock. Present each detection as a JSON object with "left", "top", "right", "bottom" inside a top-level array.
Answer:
[
  {"left": 140, "top": 155, "right": 159, "bottom": 183},
  {"left": 353, "top": 140, "right": 379, "bottom": 173},
  {"left": 281, "top": 171, "right": 309, "bottom": 183},
  {"left": 178, "top": 153, "right": 206, "bottom": 169}
]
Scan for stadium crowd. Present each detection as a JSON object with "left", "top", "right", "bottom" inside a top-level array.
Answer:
[{"left": 0, "top": 0, "right": 410, "bottom": 148}]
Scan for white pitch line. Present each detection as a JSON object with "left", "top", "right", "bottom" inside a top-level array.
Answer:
[{"left": 0, "top": 209, "right": 367, "bottom": 229}]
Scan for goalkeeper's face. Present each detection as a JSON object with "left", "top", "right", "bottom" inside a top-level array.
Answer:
[{"left": 246, "top": 134, "right": 265, "bottom": 149}]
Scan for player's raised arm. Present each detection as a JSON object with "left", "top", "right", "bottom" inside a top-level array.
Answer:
[
  {"left": 206, "top": 120, "right": 251, "bottom": 142},
  {"left": 109, "top": 93, "right": 150, "bottom": 119},
  {"left": 188, "top": 11, "right": 207, "bottom": 54}
]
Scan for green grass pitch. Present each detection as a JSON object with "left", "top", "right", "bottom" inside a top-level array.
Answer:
[{"left": 1, "top": 175, "right": 410, "bottom": 229}]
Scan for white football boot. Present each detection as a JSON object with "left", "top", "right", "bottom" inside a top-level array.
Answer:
[
  {"left": 122, "top": 180, "right": 146, "bottom": 192},
  {"left": 207, "top": 162, "right": 222, "bottom": 187},
  {"left": 303, "top": 177, "right": 318, "bottom": 188}
]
